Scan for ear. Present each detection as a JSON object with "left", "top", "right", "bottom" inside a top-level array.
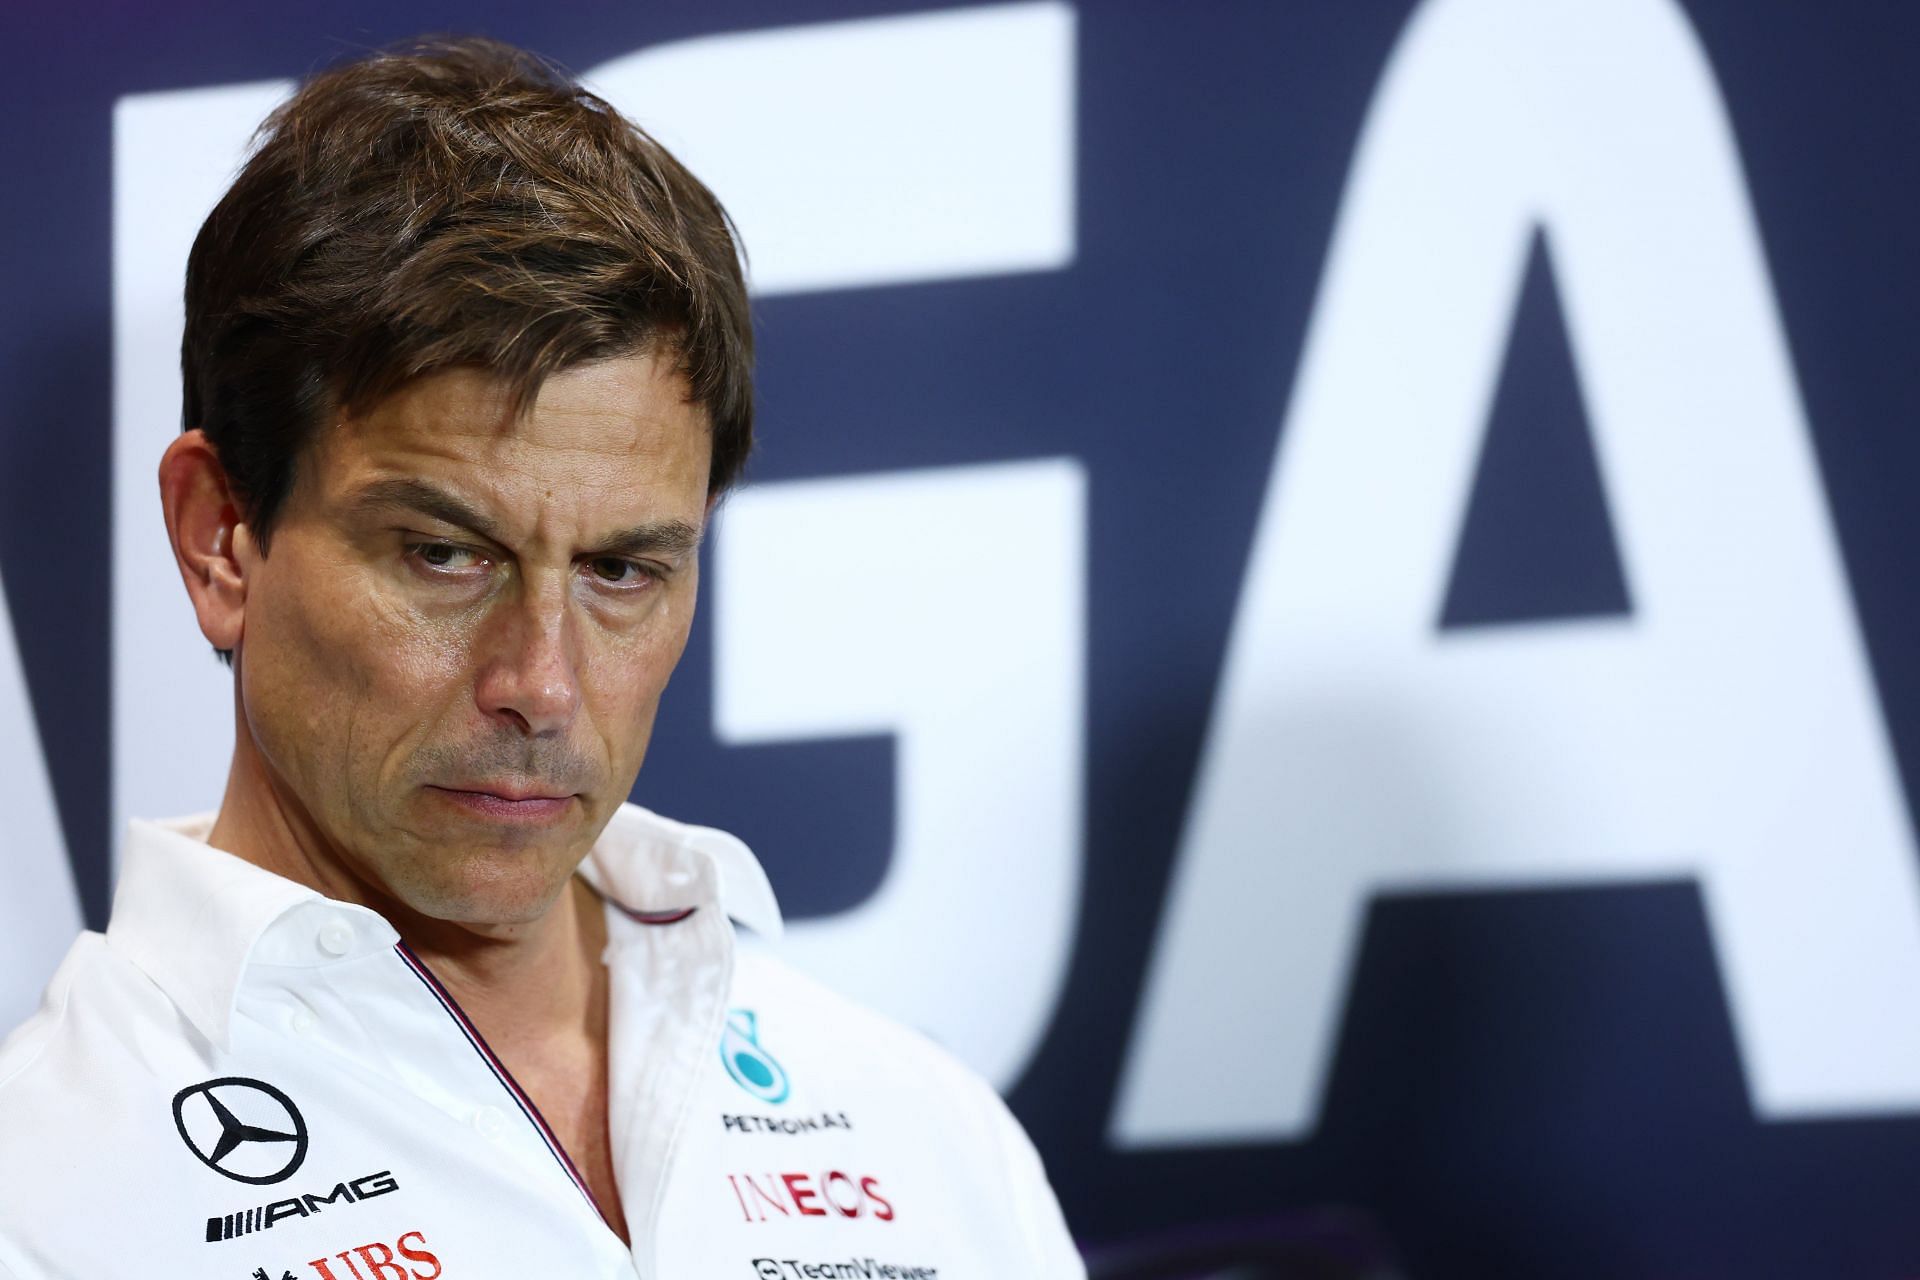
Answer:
[{"left": 158, "top": 430, "right": 253, "bottom": 654}]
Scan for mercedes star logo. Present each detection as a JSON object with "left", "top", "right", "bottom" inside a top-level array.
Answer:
[{"left": 171, "top": 1077, "right": 310, "bottom": 1185}]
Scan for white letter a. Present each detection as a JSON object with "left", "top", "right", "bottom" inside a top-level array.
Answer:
[{"left": 1115, "top": 0, "right": 1920, "bottom": 1145}]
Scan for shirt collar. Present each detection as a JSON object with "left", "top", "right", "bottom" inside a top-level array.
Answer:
[
  {"left": 106, "top": 803, "right": 785, "bottom": 1054},
  {"left": 576, "top": 803, "right": 784, "bottom": 943}
]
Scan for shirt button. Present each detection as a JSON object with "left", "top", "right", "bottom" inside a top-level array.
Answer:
[
  {"left": 288, "top": 1007, "right": 318, "bottom": 1036},
  {"left": 317, "top": 920, "right": 355, "bottom": 957},
  {"left": 473, "top": 1105, "right": 508, "bottom": 1141}
]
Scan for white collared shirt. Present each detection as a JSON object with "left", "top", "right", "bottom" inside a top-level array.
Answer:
[{"left": 0, "top": 805, "right": 1083, "bottom": 1279}]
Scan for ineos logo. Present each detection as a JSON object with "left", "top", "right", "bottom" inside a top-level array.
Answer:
[{"left": 172, "top": 1077, "right": 309, "bottom": 1185}]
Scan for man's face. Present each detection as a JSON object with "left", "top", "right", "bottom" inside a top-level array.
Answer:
[{"left": 232, "top": 349, "right": 711, "bottom": 927}]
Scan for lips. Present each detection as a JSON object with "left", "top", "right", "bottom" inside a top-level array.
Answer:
[
  {"left": 437, "top": 782, "right": 571, "bottom": 803},
  {"left": 425, "top": 785, "right": 577, "bottom": 823}
]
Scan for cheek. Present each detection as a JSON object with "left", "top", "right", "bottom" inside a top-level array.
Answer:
[
  {"left": 584, "top": 579, "right": 699, "bottom": 755},
  {"left": 241, "top": 553, "right": 472, "bottom": 786}
]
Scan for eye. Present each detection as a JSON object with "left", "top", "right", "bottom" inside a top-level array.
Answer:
[
  {"left": 585, "top": 556, "right": 658, "bottom": 589},
  {"left": 405, "top": 541, "right": 489, "bottom": 575}
]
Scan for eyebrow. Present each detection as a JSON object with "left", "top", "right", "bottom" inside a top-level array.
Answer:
[{"left": 347, "top": 477, "right": 705, "bottom": 561}]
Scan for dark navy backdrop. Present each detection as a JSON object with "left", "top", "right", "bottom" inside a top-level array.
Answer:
[{"left": 5, "top": 3, "right": 1920, "bottom": 1276}]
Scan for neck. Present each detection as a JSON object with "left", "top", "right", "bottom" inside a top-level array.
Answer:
[
  {"left": 403, "top": 877, "right": 610, "bottom": 1053},
  {"left": 206, "top": 702, "right": 607, "bottom": 1046}
]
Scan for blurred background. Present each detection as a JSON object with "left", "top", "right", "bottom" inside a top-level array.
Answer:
[{"left": 6, "top": 0, "right": 1920, "bottom": 1276}]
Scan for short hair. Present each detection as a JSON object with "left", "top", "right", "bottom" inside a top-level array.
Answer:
[{"left": 182, "top": 35, "right": 754, "bottom": 550}]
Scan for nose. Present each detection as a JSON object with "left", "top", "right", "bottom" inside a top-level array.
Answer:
[{"left": 474, "top": 581, "right": 582, "bottom": 737}]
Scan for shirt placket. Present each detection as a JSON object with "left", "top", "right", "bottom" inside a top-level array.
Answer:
[
  {"left": 238, "top": 914, "right": 641, "bottom": 1277},
  {"left": 601, "top": 875, "right": 735, "bottom": 1279}
]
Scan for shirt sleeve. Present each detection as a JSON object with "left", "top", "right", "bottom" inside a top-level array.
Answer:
[{"left": 982, "top": 1084, "right": 1087, "bottom": 1278}]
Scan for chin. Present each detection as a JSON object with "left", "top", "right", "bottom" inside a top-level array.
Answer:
[{"left": 386, "top": 848, "right": 578, "bottom": 929}]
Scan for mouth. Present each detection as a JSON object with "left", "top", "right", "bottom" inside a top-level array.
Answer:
[{"left": 424, "top": 785, "right": 578, "bottom": 824}]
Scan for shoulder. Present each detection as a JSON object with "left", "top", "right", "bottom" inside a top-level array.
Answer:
[
  {"left": 0, "top": 933, "right": 205, "bottom": 1264},
  {"left": 0, "top": 934, "right": 107, "bottom": 1262},
  {"left": 0, "top": 931, "right": 199, "bottom": 1089},
  {"left": 0, "top": 932, "right": 105, "bottom": 1092},
  {"left": 728, "top": 936, "right": 994, "bottom": 1098},
  {"left": 724, "top": 939, "right": 1084, "bottom": 1275},
  {"left": 0, "top": 926, "right": 194, "bottom": 1130}
]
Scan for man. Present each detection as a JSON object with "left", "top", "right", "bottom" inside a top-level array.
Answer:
[{"left": 0, "top": 37, "right": 1082, "bottom": 1279}]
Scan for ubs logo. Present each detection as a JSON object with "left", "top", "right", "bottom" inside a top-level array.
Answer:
[{"left": 172, "top": 1077, "right": 310, "bottom": 1185}]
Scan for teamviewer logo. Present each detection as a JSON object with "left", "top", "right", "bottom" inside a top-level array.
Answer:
[{"left": 172, "top": 1077, "right": 310, "bottom": 1185}]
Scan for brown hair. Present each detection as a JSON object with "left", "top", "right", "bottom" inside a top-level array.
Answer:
[{"left": 182, "top": 35, "right": 754, "bottom": 549}]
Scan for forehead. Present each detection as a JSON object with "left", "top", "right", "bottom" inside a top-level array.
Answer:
[{"left": 311, "top": 352, "right": 712, "bottom": 524}]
